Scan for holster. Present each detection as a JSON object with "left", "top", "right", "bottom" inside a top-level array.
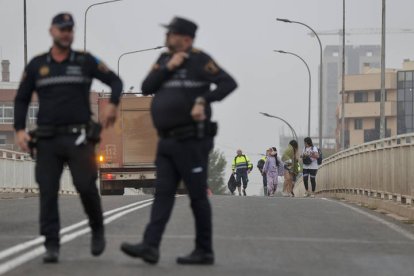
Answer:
[{"left": 86, "top": 121, "right": 102, "bottom": 143}]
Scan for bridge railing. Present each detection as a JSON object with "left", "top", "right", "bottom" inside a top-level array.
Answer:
[
  {"left": 0, "top": 149, "right": 77, "bottom": 194},
  {"left": 316, "top": 133, "right": 414, "bottom": 205}
]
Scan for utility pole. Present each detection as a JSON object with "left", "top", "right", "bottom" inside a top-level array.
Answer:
[
  {"left": 341, "top": 0, "right": 346, "bottom": 149},
  {"left": 380, "top": 0, "right": 386, "bottom": 139},
  {"left": 24, "top": 0, "right": 28, "bottom": 67}
]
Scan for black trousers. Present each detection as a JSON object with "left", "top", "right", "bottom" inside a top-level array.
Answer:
[
  {"left": 303, "top": 169, "right": 318, "bottom": 192},
  {"left": 35, "top": 135, "right": 104, "bottom": 249},
  {"left": 143, "top": 137, "right": 214, "bottom": 253}
]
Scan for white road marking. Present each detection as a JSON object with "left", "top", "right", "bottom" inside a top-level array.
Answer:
[
  {"left": 0, "top": 201, "right": 153, "bottom": 275},
  {"left": 0, "top": 198, "right": 153, "bottom": 263},
  {"left": 323, "top": 198, "right": 414, "bottom": 241},
  {"left": 161, "top": 235, "right": 414, "bottom": 245}
]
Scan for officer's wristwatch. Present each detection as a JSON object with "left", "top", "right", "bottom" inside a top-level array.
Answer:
[{"left": 195, "top": 97, "right": 206, "bottom": 106}]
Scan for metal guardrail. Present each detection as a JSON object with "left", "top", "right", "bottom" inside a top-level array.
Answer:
[
  {"left": 0, "top": 149, "right": 76, "bottom": 194},
  {"left": 316, "top": 134, "right": 414, "bottom": 205}
]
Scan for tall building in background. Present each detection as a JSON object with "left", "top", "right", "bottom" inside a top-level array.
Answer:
[
  {"left": 323, "top": 45, "right": 381, "bottom": 140},
  {"left": 397, "top": 60, "right": 414, "bottom": 134},
  {"left": 336, "top": 60, "right": 414, "bottom": 148}
]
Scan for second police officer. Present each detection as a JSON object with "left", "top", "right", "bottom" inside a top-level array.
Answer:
[
  {"left": 120, "top": 17, "right": 237, "bottom": 265},
  {"left": 14, "top": 13, "right": 123, "bottom": 263}
]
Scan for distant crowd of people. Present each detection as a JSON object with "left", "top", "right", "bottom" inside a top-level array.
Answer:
[{"left": 229, "top": 137, "right": 321, "bottom": 197}]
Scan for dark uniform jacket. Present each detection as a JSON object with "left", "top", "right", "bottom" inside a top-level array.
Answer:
[
  {"left": 14, "top": 49, "right": 122, "bottom": 131},
  {"left": 141, "top": 48, "right": 237, "bottom": 132}
]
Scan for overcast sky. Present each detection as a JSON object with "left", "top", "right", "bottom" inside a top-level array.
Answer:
[{"left": 1, "top": 0, "right": 414, "bottom": 195}]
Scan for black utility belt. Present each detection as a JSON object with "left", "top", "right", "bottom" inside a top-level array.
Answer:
[
  {"left": 158, "top": 121, "right": 218, "bottom": 140},
  {"left": 29, "top": 121, "right": 102, "bottom": 141}
]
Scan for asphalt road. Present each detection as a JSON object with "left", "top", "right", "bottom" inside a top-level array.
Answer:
[{"left": 1, "top": 194, "right": 414, "bottom": 276}]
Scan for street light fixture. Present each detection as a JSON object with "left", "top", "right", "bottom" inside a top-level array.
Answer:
[
  {"left": 259, "top": 112, "right": 298, "bottom": 142},
  {"left": 117, "top": 46, "right": 166, "bottom": 76},
  {"left": 274, "top": 50, "right": 311, "bottom": 137},
  {"left": 276, "top": 18, "right": 323, "bottom": 149},
  {"left": 84, "top": 0, "right": 123, "bottom": 52}
]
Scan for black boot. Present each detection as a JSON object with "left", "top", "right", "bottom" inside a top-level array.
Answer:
[
  {"left": 177, "top": 249, "right": 214, "bottom": 265},
  {"left": 120, "top": 242, "right": 159, "bottom": 264},
  {"left": 91, "top": 230, "right": 106, "bottom": 256},
  {"left": 43, "top": 247, "right": 59, "bottom": 264}
]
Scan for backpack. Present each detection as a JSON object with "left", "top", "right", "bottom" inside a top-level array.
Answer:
[{"left": 317, "top": 147, "right": 323, "bottom": 165}]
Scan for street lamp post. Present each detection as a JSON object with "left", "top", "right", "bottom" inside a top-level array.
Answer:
[
  {"left": 117, "top": 46, "right": 165, "bottom": 76},
  {"left": 276, "top": 18, "right": 323, "bottom": 148},
  {"left": 84, "top": 0, "right": 123, "bottom": 52},
  {"left": 260, "top": 112, "right": 298, "bottom": 142},
  {"left": 274, "top": 50, "right": 311, "bottom": 137}
]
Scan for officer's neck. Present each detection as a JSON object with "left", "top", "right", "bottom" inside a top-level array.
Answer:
[{"left": 50, "top": 45, "right": 71, "bottom": 63}]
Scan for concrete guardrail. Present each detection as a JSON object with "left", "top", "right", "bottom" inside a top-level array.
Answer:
[
  {"left": 315, "top": 134, "right": 414, "bottom": 219},
  {"left": 0, "top": 149, "right": 76, "bottom": 194}
]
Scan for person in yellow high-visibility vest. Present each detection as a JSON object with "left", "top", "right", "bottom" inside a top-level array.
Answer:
[{"left": 232, "top": 149, "right": 253, "bottom": 196}]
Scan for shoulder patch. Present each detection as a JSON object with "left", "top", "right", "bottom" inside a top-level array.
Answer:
[
  {"left": 152, "top": 63, "right": 160, "bottom": 71},
  {"left": 92, "top": 55, "right": 109, "bottom": 73},
  {"left": 204, "top": 59, "right": 220, "bottom": 75},
  {"left": 39, "top": 65, "right": 50, "bottom": 76}
]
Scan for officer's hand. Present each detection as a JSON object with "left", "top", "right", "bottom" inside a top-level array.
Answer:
[
  {"left": 101, "top": 103, "right": 118, "bottom": 129},
  {"left": 167, "top": 52, "right": 189, "bottom": 71},
  {"left": 191, "top": 103, "right": 206, "bottom": 122},
  {"left": 16, "top": 130, "right": 30, "bottom": 152}
]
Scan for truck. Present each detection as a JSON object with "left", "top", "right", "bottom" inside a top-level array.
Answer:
[{"left": 97, "top": 94, "right": 158, "bottom": 195}]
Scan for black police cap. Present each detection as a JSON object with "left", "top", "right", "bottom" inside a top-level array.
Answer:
[
  {"left": 162, "top": 17, "right": 197, "bottom": 38},
  {"left": 51, "top": 13, "right": 75, "bottom": 28}
]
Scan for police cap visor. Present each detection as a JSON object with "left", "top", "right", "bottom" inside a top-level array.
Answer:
[
  {"left": 161, "top": 17, "right": 197, "bottom": 38},
  {"left": 51, "top": 13, "right": 75, "bottom": 29}
]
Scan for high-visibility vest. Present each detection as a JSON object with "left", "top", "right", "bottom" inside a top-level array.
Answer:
[{"left": 232, "top": 155, "right": 253, "bottom": 171}]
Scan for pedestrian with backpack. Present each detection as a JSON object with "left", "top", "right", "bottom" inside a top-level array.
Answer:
[{"left": 300, "top": 137, "right": 319, "bottom": 197}]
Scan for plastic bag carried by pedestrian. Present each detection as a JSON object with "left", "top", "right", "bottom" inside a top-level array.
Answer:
[{"left": 227, "top": 174, "right": 237, "bottom": 194}]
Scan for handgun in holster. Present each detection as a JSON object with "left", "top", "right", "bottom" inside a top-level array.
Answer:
[{"left": 28, "top": 130, "right": 38, "bottom": 160}]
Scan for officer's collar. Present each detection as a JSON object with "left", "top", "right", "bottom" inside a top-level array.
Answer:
[{"left": 46, "top": 47, "right": 75, "bottom": 63}]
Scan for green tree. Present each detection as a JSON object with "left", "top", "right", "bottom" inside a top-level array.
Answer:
[{"left": 207, "top": 149, "right": 227, "bottom": 195}]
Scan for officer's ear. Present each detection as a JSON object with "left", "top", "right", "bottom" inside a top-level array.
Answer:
[{"left": 49, "top": 26, "right": 55, "bottom": 37}]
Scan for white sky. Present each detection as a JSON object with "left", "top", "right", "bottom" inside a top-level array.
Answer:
[{"left": 1, "top": 0, "right": 414, "bottom": 195}]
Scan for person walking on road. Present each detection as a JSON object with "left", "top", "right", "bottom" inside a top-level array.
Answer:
[
  {"left": 14, "top": 13, "right": 122, "bottom": 263},
  {"left": 257, "top": 149, "right": 270, "bottom": 196},
  {"left": 232, "top": 149, "right": 253, "bottom": 196},
  {"left": 301, "top": 137, "right": 319, "bottom": 197},
  {"left": 282, "top": 140, "right": 299, "bottom": 197},
  {"left": 120, "top": 16, "right": 237, "bottom": 265},
  {"left": 262, "top": 147, "right": 284, "bottom": 197}
]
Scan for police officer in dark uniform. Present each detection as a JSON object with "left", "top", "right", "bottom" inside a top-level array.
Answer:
[
  {"left": 120, "top": 17, "right": 237, "bottom": 265},
  {"left": 14, "top": 13, "right": 122, "bottom": 263}
]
